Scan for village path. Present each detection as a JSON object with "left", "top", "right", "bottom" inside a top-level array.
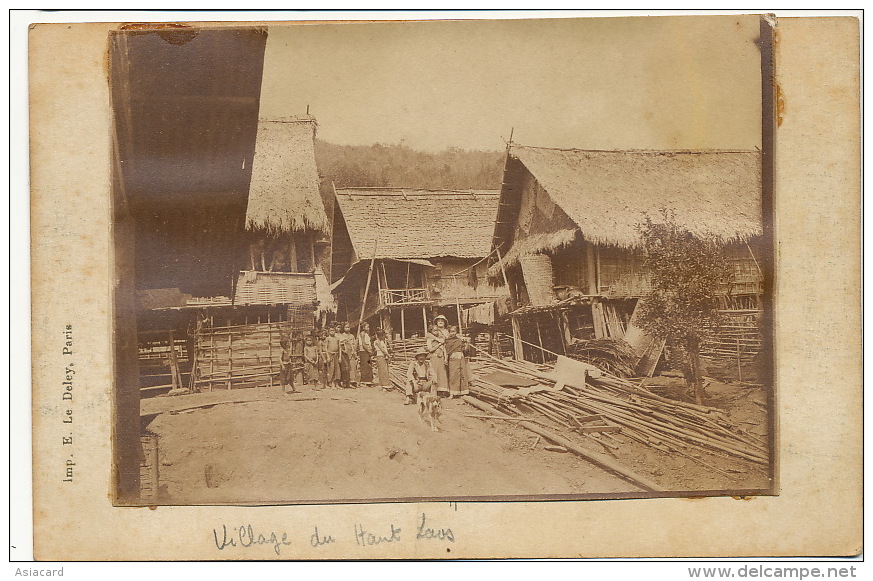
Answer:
[{"left": 145, "top": 384, "right": 641, "bottom": 505}]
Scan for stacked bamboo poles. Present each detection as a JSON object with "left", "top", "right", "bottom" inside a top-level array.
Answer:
[
  {"left": 382, "top": 337, "right": 768, "bottom": 469},
  {"left": 389, "top": 336, "right": 428, "bottom": 363},
  {"left": 463, "top": 349, "right": 768, "bottom": 466},
  {"left": 602, "top": 302, "right": 629, "bottom": 338}
]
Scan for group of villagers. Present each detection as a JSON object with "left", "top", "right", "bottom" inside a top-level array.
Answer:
[
  {"left": 278, "top": 314, "right": 473, "bottom": 405},
  {"left": 404, "top": 314, "right": 472, "bottom": 405}
]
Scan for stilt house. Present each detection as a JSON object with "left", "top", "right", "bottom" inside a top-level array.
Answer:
[
  {"left": 235, "top": 115, "right": 333, "bottom": 321},
  {"left": 488, "top": 144, "right": 764, "bottom": 372},
  {"left": 136, "top": 115, "right": 334, "bottom": 395},
  {"left": 330, "top": 188, "right": 508, "bottom": 339}
]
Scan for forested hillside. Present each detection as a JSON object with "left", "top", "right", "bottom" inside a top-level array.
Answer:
[{"left": 314, "top": 140, "right": 504, "bottom": 191}]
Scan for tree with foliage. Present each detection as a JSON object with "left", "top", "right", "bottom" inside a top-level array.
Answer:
[
  {"left": 636, "top": 209, "right": 731, "bottom": 405},
  {"left": 314, "top": 139, "right": 504, "bottom": 190}
]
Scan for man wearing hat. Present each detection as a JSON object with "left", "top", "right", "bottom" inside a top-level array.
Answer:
[{"left": 405, "top": 347, "right": 435, "bottom": 405}]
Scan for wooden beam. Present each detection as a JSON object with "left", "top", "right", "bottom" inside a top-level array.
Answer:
[
  {"left": 495, "top": 246, "right": 514, "bottom": 310},
  {"left": 400, "top": 306, "right": 406, "bottom": 340},
  {"left": 585, "top": 241, "right": 597, "bottom": 295},
  {"left": 559, "top": 311, "right": 572, "bottom": 349},
  {"left": 358, "top": 242, "right": 378, "bottom": 330},
  {"left": 462, "top": 397, "right": 662, "bottom": 492},
  {"left": 288, "top": 234, "right": 298, "bottom": 272},
  {"left": 592, "top": 301, "right": 607, "bottom": 339},
  {"left": 511, "top": 315, "right": 524, "bottom": 361}
]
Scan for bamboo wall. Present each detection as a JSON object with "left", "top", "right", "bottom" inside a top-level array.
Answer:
[
  {"left": 192, "top": 320, "right": 306, "bottom": 390},
  {"left": 427, "top": 259, "right": 507, "bottom": 304}
]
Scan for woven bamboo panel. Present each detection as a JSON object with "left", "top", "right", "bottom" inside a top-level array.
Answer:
[
  {"left": 234, "top": 272, "right": 317, "bottom": 305},
  {"left": 519, "top": 253, "right": 555, "bottom": 306}
]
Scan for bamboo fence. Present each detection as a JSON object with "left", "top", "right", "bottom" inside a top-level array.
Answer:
[{"left": 192, "top": 320, "right": 306, "bottom": 391}]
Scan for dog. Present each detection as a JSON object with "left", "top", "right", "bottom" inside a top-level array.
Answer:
[{"left": 415, "top": 386, "right": 442, "bottom": 432}]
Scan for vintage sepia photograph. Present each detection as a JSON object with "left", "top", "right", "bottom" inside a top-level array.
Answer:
[{"left": 106, "top": 16, "right": 776, "bottom": 507}]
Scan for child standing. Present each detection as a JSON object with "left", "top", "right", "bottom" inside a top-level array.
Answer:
[
  {"left": 303, "top": 335, "right": 320, "bottom": 388},
  {"left": 280, "top": 336, "right": 296, "bottom": 394},
  {"left": 373, "top": 329, "right": 392, "bottom": 390},
  {"left": 323, "top": 326, "right": 341, "bottom": 388},
  {"left": 317, "top": 328, "right": 329, "bottom": 389},
  {"left": 444, "top": 325, "right": 471, "bottom": 398},
  {"left": 357, "top": 322, "right": 375, "bottom": 385},
  {"left": 340, "top": 322, "right": 359, "bottom": 387}
]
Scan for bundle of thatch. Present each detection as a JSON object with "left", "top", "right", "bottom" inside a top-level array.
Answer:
[{"left": 566, "top": 338, "right": 638, "bottom": 377}]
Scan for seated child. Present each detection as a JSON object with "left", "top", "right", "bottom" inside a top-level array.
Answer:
[{"left": 405, "top": 348, "right": 435, "bottom": 405}]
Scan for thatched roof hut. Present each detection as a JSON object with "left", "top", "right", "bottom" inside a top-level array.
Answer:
[
  {"left": 334, "top": 188, "right": 500, "bottom": 262},
  {"left": 491, "top": 145, "right": 762, "bottom": 270},
  {"left": 245, "top": 116, "right": 329, "bottom": 235}
]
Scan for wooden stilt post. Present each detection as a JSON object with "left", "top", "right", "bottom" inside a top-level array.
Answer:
[
  {"left": 592, "top": 300, "right": 607, "bottom": 339},
  {"left": 359, "top": 241, "right": 378, "bottom": 331},
  {"left": 586, "top": 241, "right": 598, "bottom": 295},
  {"left": 268, "top": 324, "right": 274, "bottom": 388},
  {"left": 289, "top": 234, "right": 298, "bottom": 273},
  {"left": 495, "top": 246, "right": 514, "bottom": 310},
  {"left": 421, "top": 307, "right": 427, "bottom": 337},
  {"left": 168, "top": 330, "right": 180, "bottom": 390},
  {"left": 400, "top": 307, "right": 406, "bottom": 340},
  {"left": 559, "top": 310, "right": 572, "bottom": 351},
  {"left": 226, "top": 330, "right": 233, "bottom": 390},
  {"left": 208, "top": 328, "right": 215, "bottom": 392},
  {"left": 456, "top": 297, "right": 464, "bottom": 334},
  {"left": 535, "top": 320, "right": 546, "bottom": 363},
  {"left": 511, "top": 314, "right": 524, "bottom": 361}
]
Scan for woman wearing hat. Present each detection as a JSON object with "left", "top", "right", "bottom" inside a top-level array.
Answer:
[
  {"left": 405, "top": 348, "right": 435, "bottom": 405},
  {"left": 426, "top": 314, "right": 450, "bottom": 397}
]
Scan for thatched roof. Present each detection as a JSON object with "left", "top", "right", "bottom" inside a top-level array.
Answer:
[
  {"left": 492, "top": 229, "right": 580, "bottom": 274},
  {"left": 245, "top": 116, "right": 329, "bottom": 234},
  {"left": 334, "top": 188, "right": 500, "bottom": 260},
  {"left": 505, "top": 145, "right": 762, "bottom": 249}
]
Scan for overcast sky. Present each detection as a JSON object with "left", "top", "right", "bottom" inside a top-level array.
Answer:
[{"left": 259, "top": 15, "right": 763, "bottom": 152}]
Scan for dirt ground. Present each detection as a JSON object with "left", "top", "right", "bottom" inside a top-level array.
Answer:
[
  {"left": 146, "top": 385, "right": 639, "bottom": 504},
  {"left": 144, "top": 370, "right": 772, "bottom": 505}
]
